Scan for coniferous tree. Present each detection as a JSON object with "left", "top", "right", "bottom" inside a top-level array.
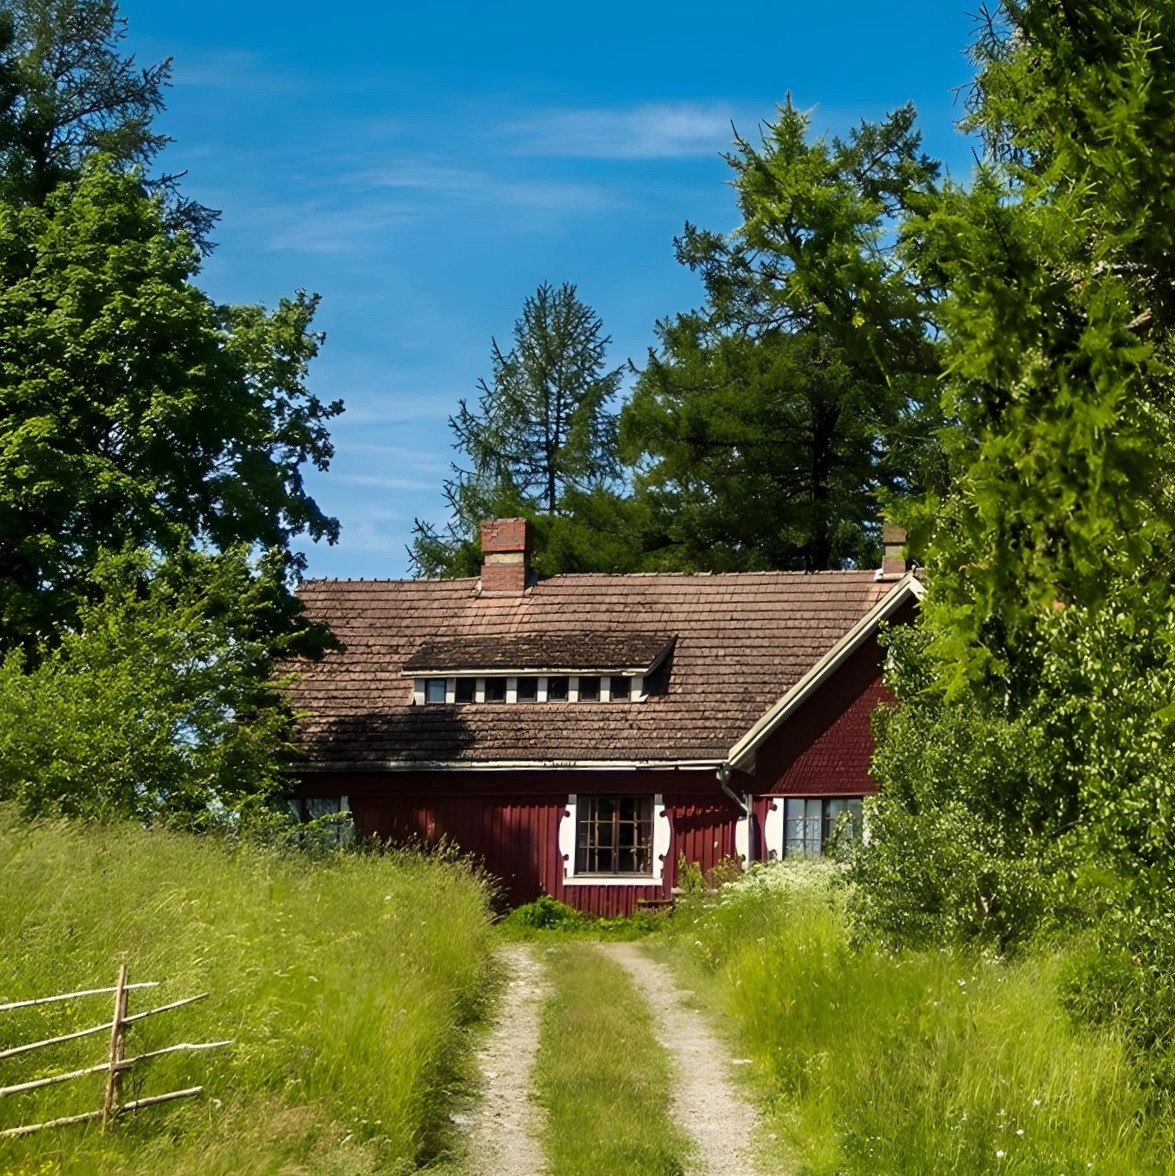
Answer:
[
  {"left": 0, "top": 0, "right": 216, "bottom": 243},
  {"left": 410, "top": 282, "right": 630, "bottom": 577},
  {"left": 620, "top": 102, "right": 944, "bottom": 572},
  {"left": 853, "top": 2, "right": 1175, "bottom": 1055}
]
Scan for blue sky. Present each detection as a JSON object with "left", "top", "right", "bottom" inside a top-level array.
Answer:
[{"left": 119, "top": 0, "right": 980, "bottom": 580}]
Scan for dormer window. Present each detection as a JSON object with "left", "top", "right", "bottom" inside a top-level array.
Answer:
[{"left": 405, "top": 632, "right": 675, "bottom": 706}]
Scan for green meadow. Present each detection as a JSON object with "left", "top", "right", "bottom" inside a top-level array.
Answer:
[
  {"left": 0, "top": 811, "right": 495, "bottom": 1176},
  {"left": 656, "top": 862, "right": 1175, "bottom": 1175}
]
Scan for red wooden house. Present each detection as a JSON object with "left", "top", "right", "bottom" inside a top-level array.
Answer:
[{"left": 288, "top": 518, "right": 921, "bottom": 915}]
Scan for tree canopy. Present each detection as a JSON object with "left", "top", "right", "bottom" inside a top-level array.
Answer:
[
  {"left": 620, "top": 102, "right": 944, "bottom": 571},
  {"left": 851, "top": 0, "right": 1175, "bottom": 1067},
  {"left": 0, "top": 0, "right": 216, "bottom": 241},
  {"left": 0, "top": 3, "right": 340, "bottom": 822},
  {"left": 0, "top": 159, "right": 341, "bottom": 645}
]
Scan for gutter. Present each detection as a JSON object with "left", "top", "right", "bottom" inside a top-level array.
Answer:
[
  {"left": 295, "top": 757, "right": 724, "bottom": 773},
  {"left": 717, "top": 764, "right": 756, "bottom": 865}
]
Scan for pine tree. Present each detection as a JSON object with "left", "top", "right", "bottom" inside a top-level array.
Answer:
[{"left": 410, "top": 282, "right": 626, "bottom": 577}]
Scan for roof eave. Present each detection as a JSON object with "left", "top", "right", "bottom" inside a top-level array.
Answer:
[{"left": 295, "top": 757, "right": 724, "bottom": 773}]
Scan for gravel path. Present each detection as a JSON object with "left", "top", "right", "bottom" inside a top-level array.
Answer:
[
  {"left": 464, "top": 943, "right": 548, "bottom": 1176},
  {"left": 599, "top": 941, "right": 764, "bottom": 1176}
]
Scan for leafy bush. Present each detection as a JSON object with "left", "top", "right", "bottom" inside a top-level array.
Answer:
[
  {"left": 500, "top": 895, "right": 587, "bottom": 932},
  {"left": 0, "top": 549, "right": 324, "bottom": 826}
]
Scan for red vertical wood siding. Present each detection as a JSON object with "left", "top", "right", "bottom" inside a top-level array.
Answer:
[{"left": 298, "top": 769, "right": 741, "bottom": 917}]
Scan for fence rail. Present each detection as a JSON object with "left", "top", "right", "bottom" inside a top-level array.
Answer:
[{"left": 0, "top": 966, "right": 229, "bottom": 1139}]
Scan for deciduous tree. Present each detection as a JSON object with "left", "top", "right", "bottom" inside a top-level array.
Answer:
[{"left": 0, "top": 159, "right": 342, "bottom": 645}]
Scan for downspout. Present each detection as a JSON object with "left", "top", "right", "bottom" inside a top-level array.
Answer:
[{"left": 717, "top": 764, "right": 755, "bottom": 866}]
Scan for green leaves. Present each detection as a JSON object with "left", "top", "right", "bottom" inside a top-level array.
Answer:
[
  {"left": 0, "top": 159, "right": 341, "bottom": 643},
  {"left": 410, "top": 281, "right": 627, "bottom": 576},
  {"left": 858, "top": 1, "right": 1175, "bottom": 1068},
  {"left": 0, "top": 546, "right": 325, "bottom": 824}
]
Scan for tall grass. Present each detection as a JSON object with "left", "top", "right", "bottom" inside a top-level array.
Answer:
[
  {"left": 533, "top": 944, "right": 690, "bottom": 1176},
  {"left": 661, "top": 862, "right": 1175, "bottom": 1175},
  {"left": 0, "top": 809, "right": 495, "bottom": 1175}
]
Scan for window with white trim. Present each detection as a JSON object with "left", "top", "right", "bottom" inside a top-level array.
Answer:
[
  {"left": 414, "top": 673, "right": 643, "bottom": 704},
  {"left": 559, "top": 793, "right": 671, "bottom": 885},
  {"left": 783, "top": 797, "right": 863, "bottom": 857},
  {"left": 576, "top": 796, "right": 653, "bottom": 874}
]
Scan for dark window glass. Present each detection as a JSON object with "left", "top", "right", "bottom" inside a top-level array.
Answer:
[
  {"left": 455, "top": 678, "right": 476, "bottom": 703},
  {"left": 609, "top": 675, "right": 631, "bottom": 701},
  {"left": 517, "top": 676, "right": 539, "bottom": 702},
  {"left": 575, "top": 796, "right": 654, "bottom": 874},
  {"left": 484, "top": 677, "right": 507, "bottom": 702},
  {"left": 784, "top": 797, "right": 863, "bottom": 857},
  {"left": 546, "top": 676, "right": 569, "bottom": 701},
  {"left": 425, "top": 678, "right": 447, "bottom": 704},
  {"left": 578, "top": 676, "right": 600, "bottom": 702}
]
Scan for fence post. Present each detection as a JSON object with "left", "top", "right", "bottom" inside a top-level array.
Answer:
[{"left": 102, "top": 964, "right": 129, "bottom": 1131}]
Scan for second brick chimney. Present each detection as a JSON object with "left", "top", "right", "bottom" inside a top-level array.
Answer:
[
  {"left": 480, "top": 517, "right": 533, "bottom": 595},
  {"left": 879, "top": 524, "right": 908, "bottom": 580}
]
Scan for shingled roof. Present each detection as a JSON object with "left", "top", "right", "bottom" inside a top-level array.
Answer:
[
  {"left": 289, "top": 570, "right": 904, "bottom": 768},
  {"left": 401, "top": 631, "right": 674, "bottom": 675}
]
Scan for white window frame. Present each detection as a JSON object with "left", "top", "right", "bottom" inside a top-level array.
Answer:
[
  {"left": 763, "top": 796, "right": 864, "bottom": 860},
  {"left": 558, "top": 793, "right": 671, "bottom": 887}
]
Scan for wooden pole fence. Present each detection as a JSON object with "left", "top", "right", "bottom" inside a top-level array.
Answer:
[
  {"left": 0, "top": 968, "right": 227, "bottom": 1141},
  {"left": 0, "top": 983, "right": 158, "bottom": 1013},
  {"left": 0, "top": 992, "right": 209, "bottom": 1061}
]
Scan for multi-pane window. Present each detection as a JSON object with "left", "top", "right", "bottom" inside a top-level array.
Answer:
[
  {"left": 783, "top": 797, "right": 863, "bottom": 857},
  {"left": 575, "top": 795, "right": 654, "bottom": 875},
  {"left": 418, "top": 674, "right": 637, "bottom": 703}
]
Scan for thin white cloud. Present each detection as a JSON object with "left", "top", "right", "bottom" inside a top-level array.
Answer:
[
  {"left": 171, "top": 50, "right": 304, "bottom": 95},
  {"left": 351, "top": 162, "right": 622, "bottom": 213},
  {"left": 504, "top": 102, "right": 735, "bottom": 159},
  {"left": 260, "top": 164, "right": 621, "bottom": 256},
  {"left": 335, "top": 473, "right": 439, "bottom": 492}
]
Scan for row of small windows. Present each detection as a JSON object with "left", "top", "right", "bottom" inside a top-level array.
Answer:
[{"left": 418, "top": 674, "right": 639, "bottom": 705}]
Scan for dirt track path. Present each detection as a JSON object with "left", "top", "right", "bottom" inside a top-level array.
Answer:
[
  {"left": 599, "top": 941, "right": 764, "bottom": 1176},
  {"left": 465, "top": 943, "right": 547, "bottom": 1176}
]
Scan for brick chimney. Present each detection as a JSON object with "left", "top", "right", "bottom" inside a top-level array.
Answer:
[
  {"left": 479, "top": 518, "right": 533, "bottom": 595},
  {"left": 879, "top": 524, "right": 908, "bottom": 580}
]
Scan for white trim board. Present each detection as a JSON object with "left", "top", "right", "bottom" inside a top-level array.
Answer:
[
  {"left": 725, "top": 573, "right": 923, "bottom": 772},
  {"left": 558, "top": 793, "right": 671, "bottom": 888},
  {"left": 296, "top": 759, "right": 723, "bottom": 773}
]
